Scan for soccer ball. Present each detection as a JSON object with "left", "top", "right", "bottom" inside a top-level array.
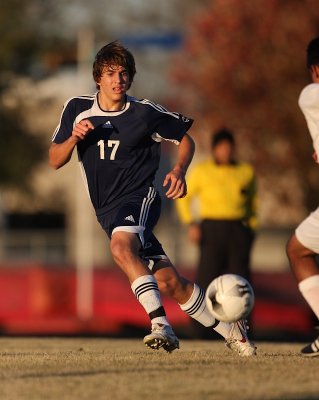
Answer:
[{"left": 205, "top": 274, "right": 255, "bottom": 323}]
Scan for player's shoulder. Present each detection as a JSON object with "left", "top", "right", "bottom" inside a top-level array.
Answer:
[
  {"left": 130, "top": 96, "right": 165, "bottom": 110},
  {"left": 63, "top": 93, "right": 96, "bottom": 110},
  {"left": 129, "top": 96, "right": 180, "bottom": 118},
  {"left": 190, "top": 158, "right": 213, "bottom": 173},
  {"left": 299, "top": 83, "right": 319, "bottom": 109},
  {"left": 238, "top": 160, "right": 253, "bottom": 168},
  {"left": 237, "top": 161, "right": 255, "bottom": 178}
]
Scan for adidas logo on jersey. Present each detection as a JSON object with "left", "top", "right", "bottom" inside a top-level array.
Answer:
[
  {"left": 102, "top": 121, "right": 113, "bottom": 129},
  {"left": 124, "top": 215, "right": 135, "bottom": 223}
]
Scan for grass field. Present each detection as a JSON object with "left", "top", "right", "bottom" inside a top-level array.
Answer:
[{"left": 0, "top": 337, "right": 317, "bottom": 400}]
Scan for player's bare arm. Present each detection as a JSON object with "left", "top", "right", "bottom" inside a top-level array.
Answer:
[
  {"left": 164, "top": 133, "right": 195, "bottom": 199},
  {"left": 49, "top": 119, "right": 94, "bottom": 169}
]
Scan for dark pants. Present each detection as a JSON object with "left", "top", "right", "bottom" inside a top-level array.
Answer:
[
  {"left": 193, "top": 219, "right": 255, "bottom": 338},
  {"left": 197, "top": 219, "right": 254, "bottom": 288}
]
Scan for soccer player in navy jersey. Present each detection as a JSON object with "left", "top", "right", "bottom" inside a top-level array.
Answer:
[{"left": 49, "top": 41, "right": 256, "bottom": 356}]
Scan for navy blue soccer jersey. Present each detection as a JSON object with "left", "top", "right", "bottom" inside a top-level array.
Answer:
[{"left": 52, "top": 93, "right": 193, "bottom": 213}]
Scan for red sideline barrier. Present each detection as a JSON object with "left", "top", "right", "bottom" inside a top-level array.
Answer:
[{"left": 0, "top": 264, "right": 314, "bottom": 337}]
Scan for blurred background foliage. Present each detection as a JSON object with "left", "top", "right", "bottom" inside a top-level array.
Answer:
[
  {"left": 0, "top": 108, "right": 43, "bottom": 187},
  {"left": 0, "top": 0, "right": 58, "bottom": 189},
  {"left": 168, "top": 0, "right": 319, "bottom": 224}
]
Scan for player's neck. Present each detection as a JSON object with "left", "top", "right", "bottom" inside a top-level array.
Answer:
[{"left": 97, "top": 93, "right": 127, "bottom": 112}]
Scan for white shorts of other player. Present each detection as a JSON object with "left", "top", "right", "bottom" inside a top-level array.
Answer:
[{"left": 296, "top": 207, "right": 319, "bottom": 253}]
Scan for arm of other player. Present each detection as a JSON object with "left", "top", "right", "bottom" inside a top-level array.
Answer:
[
  {"left": 49, "top": 119, "right": 95, "bottom": 169},
  {"left": 163, "top": 133, "right": 195, "bottom": 199}
]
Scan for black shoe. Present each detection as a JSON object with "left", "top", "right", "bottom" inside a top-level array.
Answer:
[{"left": 301, "top": 336, "right": 319, "bottom": 357}]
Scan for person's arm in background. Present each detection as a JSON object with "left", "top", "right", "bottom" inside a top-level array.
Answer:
[
  {"left": 163, "top": 133, "right": 195, "bottom": 199},
  {"left": 175, "top": 160, "right": 202, "bottom": 244},
  {"left": 244, "top": 169, "right": 258, "bottom": 234}
]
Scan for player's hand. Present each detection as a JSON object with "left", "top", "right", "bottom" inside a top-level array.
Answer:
[
  {"left": 163, "top": 167, "right": 187, "bottom": 199},
  {"left": 312, "top": 151, "right": 319, "bottom": 164},
  {"left": 72, "top": 119, "right": 95, "bottom": 142}
]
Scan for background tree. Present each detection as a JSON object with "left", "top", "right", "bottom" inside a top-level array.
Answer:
[
  {"left": 0, "top": 0, "right": 72, "bottom": 190},
  {"left": 169, "top": 0, "right": 319, "bottom": 226},
  {"left": 0, "top": 108, "right": 43, "bottom": 188}
]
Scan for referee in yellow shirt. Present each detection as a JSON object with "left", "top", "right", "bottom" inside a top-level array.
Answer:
[{"left": 176, "top": 128, "right": 257, "bottom": 294}]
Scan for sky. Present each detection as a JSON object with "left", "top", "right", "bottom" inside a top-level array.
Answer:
[{"left": 55, "top": 0, "right": 196, "bottom": 40}]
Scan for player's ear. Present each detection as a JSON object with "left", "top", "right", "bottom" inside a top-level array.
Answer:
[{"left": 310, "top": 65, "right": 319, "bottom": 81}]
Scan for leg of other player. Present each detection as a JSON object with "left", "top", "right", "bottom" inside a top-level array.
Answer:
[
  {"left": 287, "top": 233, "right": 319, "bottom": 356},
  {"left": 286, "top": 233, "right": 319, "bottom": 281}
]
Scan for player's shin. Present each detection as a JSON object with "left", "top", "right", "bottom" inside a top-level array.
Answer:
[
  {"left": 178, "top": 283, "right": 224, "bottom": 331},
  {"left": 179, "top": 283, "right": 250, "bottom": 339},
  {"left": 131, "top": 275, "right": 169, "bottom": 326},
  {"left": 298, "top": 274, "right": 319, "bottom": 319},
  {"left": 133, "top": 275, "right": 179, "bottom": 352}
]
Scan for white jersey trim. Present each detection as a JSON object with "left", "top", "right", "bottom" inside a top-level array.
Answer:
[
  {"left": 151, "top": 132, "right": 180, "bottom": 145},
  {"left": 52, "top": 93, "right": 133, "bottom": 140},
  {"left": 139, "top": 98, "right": 180, "bottom": 119},
  {"left": 75, "top": 94, "right": 131, "bottom": 124},
  {"left": 51, "top": 94, "right": 95, "bottom": 142}
]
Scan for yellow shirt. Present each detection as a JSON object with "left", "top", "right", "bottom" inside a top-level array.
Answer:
[{"left": 176, "top": 159, "right": 257, "bottom": 230}]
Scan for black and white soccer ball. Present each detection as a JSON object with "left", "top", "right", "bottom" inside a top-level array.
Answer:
[{"left": 205, "top": 274, "right": 255, "bottom": 323}]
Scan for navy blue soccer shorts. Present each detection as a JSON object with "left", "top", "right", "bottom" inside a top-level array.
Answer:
[{"left": 96, "top": 186, "right": 169, "bottom": 269}]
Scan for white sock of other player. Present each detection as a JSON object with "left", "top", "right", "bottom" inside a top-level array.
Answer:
[
  {"left": 131, "top": 275, "right": 169, "bottom": 326},
  {"left": 299, "top": 274, "right": 319, "bottom": 320},
  {"left": 179, "top": 283, "right": 233, "bottom": 338}
]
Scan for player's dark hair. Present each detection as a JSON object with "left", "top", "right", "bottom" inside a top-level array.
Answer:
[
  {"left": 93, "top": 41, "right": 136, "bottom": 89},
  {"left": 307, "top": 36, "right": 319, "bottom": 68},
  {"left": 211, "top": 128, "right": 235, "bottom": 148}
]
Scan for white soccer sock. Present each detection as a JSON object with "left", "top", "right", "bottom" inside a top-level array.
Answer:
[
  {"left": 131, "top": 275, "right": 169, "bottom": 326},
  {"left": 299, "top": 274, "right": 319, "bottom": 320},
  {"left": 179, "top": 283, "right": 216, "bottom": 327},
  {"left": 213, "top": 321, "right": 234, "bottom": 339},
  {"left": 179, "top": 283, "right": 234, "bottom": 339}
]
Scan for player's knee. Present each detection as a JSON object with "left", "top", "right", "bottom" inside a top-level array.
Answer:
[
  {"left": 110, "top": 239, "right": 132, "bottom": 265},
  {"left": 286, "top": 234, "right": 303, "bottom": 262},
  {"left": 157, "top": 279, "right": 174, "bottom": 297},
  {"left": 157, "top": 275, "right": 181, "bottom": 298},
  {"left": 110, "top": 241, "right": 123, "bottom": 263},
  {"left": 286, "top": 236, "right": 296, "bottom": 262},
  {"left": 286, "top": 234, "right": 316, "bottom": 270}
]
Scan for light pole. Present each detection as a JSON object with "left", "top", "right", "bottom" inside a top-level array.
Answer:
[{"left": 75, "top": 29, "right": 95, "bottom": 320}]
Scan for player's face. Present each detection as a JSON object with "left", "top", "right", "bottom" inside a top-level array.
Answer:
[{"left": 97, "top": 65, "right": 131, "bottom": 108}]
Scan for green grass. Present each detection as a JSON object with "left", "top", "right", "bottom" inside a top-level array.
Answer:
[{"left": 0, "top": 338, "right": 317, "bottom": 400}]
